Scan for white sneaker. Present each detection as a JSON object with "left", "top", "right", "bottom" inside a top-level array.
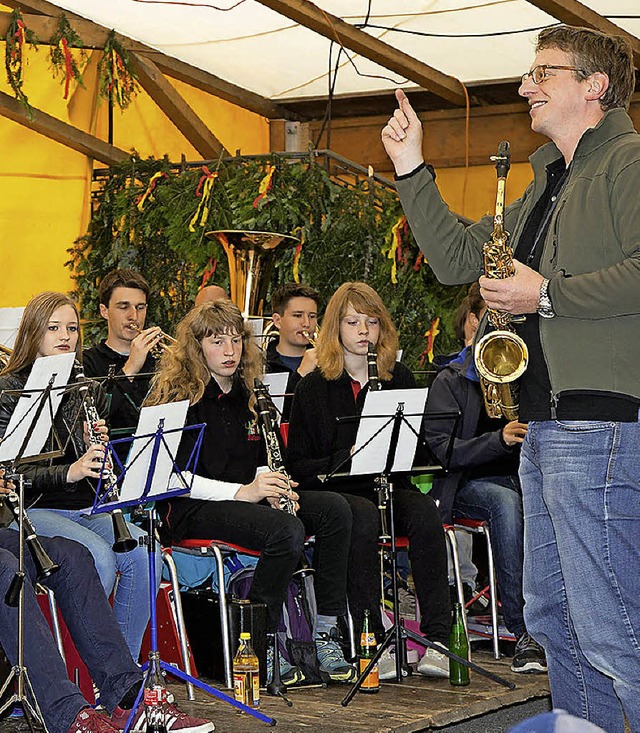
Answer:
[
  {"left": 416, "top": 644, "right": 449, "bottom": 678},
  {"left": 378, "top": 648, "right": 397, "bottom": 681}
]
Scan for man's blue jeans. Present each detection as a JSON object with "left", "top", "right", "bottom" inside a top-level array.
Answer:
[
  {"left": 0, "top": 530, "right": 141, "bottom": 733},
  {"left": 453, "top": 475, "right": 525, "bottom": 637},
  {"left": 25, "top": 508, "right": 161, "bottom": 662},
  {"left": 520, "top": 420, "right": 640, "bottom": 733}
]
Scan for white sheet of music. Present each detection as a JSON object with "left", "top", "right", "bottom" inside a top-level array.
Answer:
[
  {"left": 350, "top": 387, "right": 428, "bottom": 475},
  {"left": 0, "top": 352, "right": 75, "bottom": 462},
  {"left": 117, "top": 400, "right": 191, "bottom": 503},
  {"left": 261, "top": 372, "right": 289, "bottom": 424}
]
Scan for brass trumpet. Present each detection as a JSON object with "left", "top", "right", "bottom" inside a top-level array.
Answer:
[
  {"left": 301, "top": 327, "right": 319, "bottom": 347},
  {"left": 0, "top": 344, "right": 12, "bottom": 369},
  {"left": 130, "top": 324, "right": 176, "bottom": 358}
]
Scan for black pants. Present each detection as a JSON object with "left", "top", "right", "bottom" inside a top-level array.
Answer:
[
  {"left": 341, "top": 487, "right": 451, "bottom": 646},
  {"left": 172, "top": 491, "right": 352, "bottom": 630}
]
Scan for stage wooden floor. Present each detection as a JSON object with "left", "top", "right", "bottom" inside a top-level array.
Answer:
[
  {"left": 168, "top": 651, "right": 549, "bottom": 733},
  {"left": 1, "top": 651, "right": 550, "bottom": 732}
]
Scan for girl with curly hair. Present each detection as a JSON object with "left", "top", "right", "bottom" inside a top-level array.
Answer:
[{"left": 146, "top": 299, "right": 356, "bottom": 685}]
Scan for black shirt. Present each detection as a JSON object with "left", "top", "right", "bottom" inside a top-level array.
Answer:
[
  {"left": 83, "top": 341, "right": 156, "bottom": 446},
  {"left": 513, "top": 158, "right": 639, "bottom": 422}
]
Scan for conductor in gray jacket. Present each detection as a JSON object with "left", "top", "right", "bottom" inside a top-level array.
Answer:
[{"left": 382, "top": 25, "right": 639, "bottom": 733}]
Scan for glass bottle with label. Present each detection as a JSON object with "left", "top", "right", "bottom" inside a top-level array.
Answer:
[
  {"left": 359, "top": 609, "right": 380, "bottom": 693},
  {"left": 144, "top": 651, "right": 168, "bottom": 732},
  {"left": 233, "top": 632, "right": 260, "bottom": 708}
]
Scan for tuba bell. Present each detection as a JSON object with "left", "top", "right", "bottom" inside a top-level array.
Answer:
[
  {"left": 474, "top": 141, "right": 528, "bottom": 420},
  {"left": 205, "top": 230, "right": 299, "bottom": 318}
]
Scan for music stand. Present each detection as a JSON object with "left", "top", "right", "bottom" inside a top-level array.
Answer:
[
  {"left": 93, "top": 402, "right": 277, "bottom": 729},
  {"left": 0, "top": 353, "right": 77, "bottom": 732},
  {"left": 330, "top": 391, "right": 515, "bottom": 706}
]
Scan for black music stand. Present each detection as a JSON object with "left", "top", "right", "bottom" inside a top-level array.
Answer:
[
  {"left": 325, "top": 393, "right": 515, "bottom": 706},
  {"left": 0, "top": 354, "right": 77, "bottom": 732},
  {"left": 92, "top": 403, "right": 277, "bottom": 729}
]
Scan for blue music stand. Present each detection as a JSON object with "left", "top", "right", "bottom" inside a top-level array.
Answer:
[{"left": 92, "top": 411, "right": 276, "bottom": 728}]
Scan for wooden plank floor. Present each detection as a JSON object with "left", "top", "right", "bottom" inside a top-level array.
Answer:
[
  {"left": 168, "top": 651, "right": 550, "bottom": 733},
  {"left": 0, "top": 652, "right": 550, "bottom": 732}
]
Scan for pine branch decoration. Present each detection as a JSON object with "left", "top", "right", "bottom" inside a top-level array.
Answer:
[
  {"left": 97, "top": 30, "right": 139, "bottom": 110},
  {"left": 4, "top": 10, "right": 39, "bottom": 119},
  {"left": 49, "top": 14, "right": 88, "bottom": 100}
]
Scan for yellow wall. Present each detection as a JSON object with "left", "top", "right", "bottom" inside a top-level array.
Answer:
[
  {"left": 0, "top": 42, "right": 270, "bottom": 308},
  {"left": 434, "top": 162, "right": 533, "bottom": 222}
]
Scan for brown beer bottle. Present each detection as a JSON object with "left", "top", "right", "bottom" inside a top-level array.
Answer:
[{"left": 359, "top": 609, "right": 380, "bottom": 693}]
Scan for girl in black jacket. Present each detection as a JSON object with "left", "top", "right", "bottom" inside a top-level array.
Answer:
[
  {"left": 0, "top": 291, "right": 155, "bottom": 661},
  {"left": 145, "top": 299, "right": 356, "bottom": 684},
  {"left": 287, "top": 282, "right": 451, "bottom": 679}
]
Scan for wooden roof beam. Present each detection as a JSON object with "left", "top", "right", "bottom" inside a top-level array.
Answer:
[
  {"left": 525, "top": 0, "right": 640, "bottom": 68},
  {"left": 254, "top": 0, "right": 467, "bottom": 107},
  {"left": 130, "top": 52, "right": 227, "bottom": 158},
  {"left": 0, "top": 1, "right": 297, "bottom": 119},
  {"left": 0, "top": 90, "right": 129, "bottom": 166}
]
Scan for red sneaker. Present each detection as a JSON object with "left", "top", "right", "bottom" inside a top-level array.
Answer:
[
  {"left": 68, "top": 708, "right": 119, "bottom": 733},
  {"left": 111, "top": 703, "right": 214, "bottom": 733}
]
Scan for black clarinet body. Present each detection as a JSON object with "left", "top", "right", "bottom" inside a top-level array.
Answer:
[
  {"left": 1, "top": 471, "right": 60, "bottom": 580},
  {"left": 73, "top": 363, "right": 137, "bottom": 553},
  {"left": 367, "top": 342, "right": 382, "bottom": 392},
  {"left": 253, "top": 379, "right": 297, "bottom": 515}
]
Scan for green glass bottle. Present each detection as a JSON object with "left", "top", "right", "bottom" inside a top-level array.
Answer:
[{"left": 449, "top": 602, "right": 470, "bottom": 686}]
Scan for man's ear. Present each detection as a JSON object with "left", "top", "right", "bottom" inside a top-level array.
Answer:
[
  {"left": 99, "top": 303, "right": 109, "bottom": 320},
  {"left": 585, "top": 72, "right": 609, "bottom": 102},
  {"left": 271, "top": 312, "right": 282, "bottom": 329}
]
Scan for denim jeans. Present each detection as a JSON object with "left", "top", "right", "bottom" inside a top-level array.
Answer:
[
  {"left": 453, "top": 475, "right": 525, "bottom": 637},
  {"left": 0, "top": 530, "right": 141, "bottom": 733},
  {"left": 25, "top": 508, "right": 161, "bottom": 662},
  {"left": 520, "top": 420, "right": 640, "bottom": 732}
]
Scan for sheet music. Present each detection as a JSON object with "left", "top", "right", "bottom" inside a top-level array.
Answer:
[
  {"left": 350, "top": 388, "right": 428, "bottom": 475},
  {"left": 117, "top": 400, "right": 190, "bottom": 503},
  {"left": 0, "top": 353, "right": 75, "bottom": 461},
  {"left": 247, "top": 318, "right": 263, "bottom": 340},
  {"left": 261, "top": 372, "right": 289, "bottom": 424}
]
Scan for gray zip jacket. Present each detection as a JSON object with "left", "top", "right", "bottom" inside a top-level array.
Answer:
[{"left": 396, "top": 108, "right": 640, "bottom": 404}]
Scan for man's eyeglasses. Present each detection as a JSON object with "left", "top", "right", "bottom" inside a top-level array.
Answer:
[{"left": 521, "top": 64, "right": 585, "bottom": 85}]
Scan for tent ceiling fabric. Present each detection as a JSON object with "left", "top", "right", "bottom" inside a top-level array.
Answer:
[{"left": 43, "top": 0, "right": 639, "bottom": 104}]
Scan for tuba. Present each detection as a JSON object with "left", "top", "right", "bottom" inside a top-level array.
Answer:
[
  {"left": 473, "top": 141, "right": 528, "bottom": 420},
  {"left": 205, "top": 230, "right": 299, "bottom": 318}
]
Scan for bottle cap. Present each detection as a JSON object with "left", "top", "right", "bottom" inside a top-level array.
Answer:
[{"left": 240, "top": 632, "right": 251, "bottom": 640}]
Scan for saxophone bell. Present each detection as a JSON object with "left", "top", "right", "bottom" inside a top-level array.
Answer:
[{"left": 473, "top": 141, "right": 529, "bottom": 420}]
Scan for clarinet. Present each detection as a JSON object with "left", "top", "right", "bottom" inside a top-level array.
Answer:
[
  {"left": 73, "top": 363, "right": 138, "bottom": 553},
  {"left": 367, "top": 342, "right": 382, "bottom": 392},
  {"left": 253, "top": 379, "right": 297, "bottom": 516},
  {"left": 366, "top": 343, "right": 389, "bottom": 538},
  {"left": 1, "top": 470, "right": 60, "bottom": 581}
]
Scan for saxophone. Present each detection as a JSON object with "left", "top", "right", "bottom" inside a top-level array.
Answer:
[{"left": 473, "top": 141, "right": 529, "bottom": 420}]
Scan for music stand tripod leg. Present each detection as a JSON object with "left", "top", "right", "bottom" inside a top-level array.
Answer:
[{"left": 0, "top": 476, "right": 50, "bottom": 732}]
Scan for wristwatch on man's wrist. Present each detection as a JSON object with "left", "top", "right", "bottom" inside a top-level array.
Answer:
[{"left": 537, "top": 278, "right": 555, "bottom": 319}]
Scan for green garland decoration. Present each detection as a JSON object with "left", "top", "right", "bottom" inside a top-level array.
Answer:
[
  {"left": 49, "top": 14, "right": 88, "bottom": 100},
  {"left": 4, "top": 10, "right": 39, "bottom": 119},
  {"left": 97, "top": 30, "right": 139, "bottom": 110},
  {"left": 67, "top": 153, "right": 465, "bottom": 374}
]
